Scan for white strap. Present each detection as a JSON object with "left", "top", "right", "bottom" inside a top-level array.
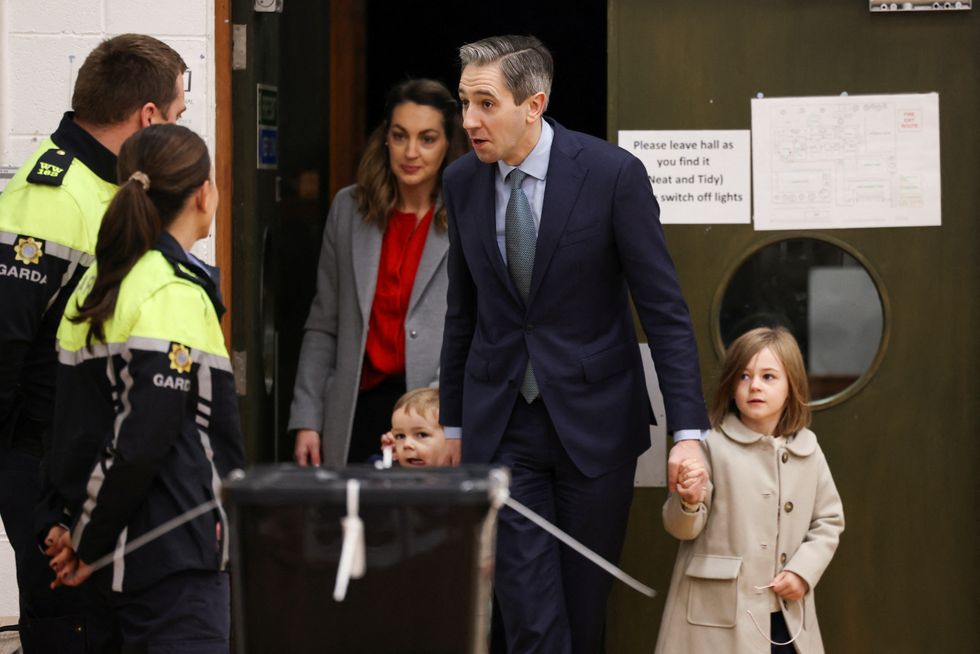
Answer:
[
  {"left": 74, "top": 468, "right": 657, "bottom": 603},
  {"left": 497, "top": 490, "right": 656, "bottom": 598},
  {"left": 83, "top": 498, "right": 220, "bottom": 576},
  {"left": 374, "top": 446, "right": 394, "bottom": 469},
  {"left": 747, "top": 596, "right": 805, "bottom": 646},
  {"left": 333, "top": 479, "right": 366, "bottom": 601}
]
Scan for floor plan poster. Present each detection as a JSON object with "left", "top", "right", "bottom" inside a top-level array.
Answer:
[{"left": 751, "top": 93, "right": 941, "bottom": 230}]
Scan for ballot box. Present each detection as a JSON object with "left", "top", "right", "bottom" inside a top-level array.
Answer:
[{"left": 223, "top": 465, "right": 506, "bottom": 654}]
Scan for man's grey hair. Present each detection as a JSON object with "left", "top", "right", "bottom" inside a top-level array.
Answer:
[{"left": 459, "top": 35, "right": 553, "bottom": 110}]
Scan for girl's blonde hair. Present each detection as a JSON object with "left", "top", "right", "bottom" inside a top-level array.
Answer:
[{"left": 710, "top": 326, "right": 811, "bottom": 436}]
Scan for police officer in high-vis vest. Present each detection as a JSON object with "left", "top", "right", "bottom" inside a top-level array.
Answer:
[
  {"left": 47, "top": 124, "right": 244, "bottom": 653},
  {"left": 0, "top": 35, "right": 186, "bottom": 652}
]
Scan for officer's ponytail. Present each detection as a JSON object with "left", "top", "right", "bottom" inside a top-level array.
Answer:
[{"left": 73, "top": 124, "right": 210, "bottom": 345}]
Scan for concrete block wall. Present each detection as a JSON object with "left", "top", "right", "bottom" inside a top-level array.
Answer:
[{"left": 0, "top": 0, "right": 217, "bottom": 618}]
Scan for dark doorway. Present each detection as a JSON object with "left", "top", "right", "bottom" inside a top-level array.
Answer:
[
  {"left": 271, "top": 1, "right": 608, "bottom": 461},
  {"left": 365, "top": 1, "right": 608, "bottom": 137}
]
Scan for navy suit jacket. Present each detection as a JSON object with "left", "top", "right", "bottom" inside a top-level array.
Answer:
[{"left": 439, "top": 119, "right": 709, "bottom": 477}]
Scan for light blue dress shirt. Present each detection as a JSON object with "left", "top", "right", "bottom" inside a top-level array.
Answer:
[{"left": 493, "top": 119, "right": 553, "bottom": 263}]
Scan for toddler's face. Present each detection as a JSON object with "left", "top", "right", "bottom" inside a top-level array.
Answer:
[{"left": 390, "top": 407, "right": 449, "bottom": 467}]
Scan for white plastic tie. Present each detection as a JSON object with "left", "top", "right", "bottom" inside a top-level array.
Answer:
[
  {"left": 73, "top": 469, "right": 655, "bottom": 603},
  {"left": 333, "top": 479, "right": 366, "bottom": 601},
  {"left": 502, "top": 495, "right": 656, "bottom": 598},
  {"left": 83, "top": 499, "right": 220, "bottom": 576},
  {"left": 373, "top": 445, "right": 393, "bottom": 469},
  {"left": 747, "top": 595, "right": 805, "bottom": 646}
]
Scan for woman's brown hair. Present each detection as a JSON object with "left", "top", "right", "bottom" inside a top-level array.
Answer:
[
  {"left": 354, "top": 78, "right": 469, "bottom": 232},
  {"left": 709, "top": 326, "right": 811, "bottom": 436},
  {"left": 72, "top": 124, "right": 210, "bottom": 345}
]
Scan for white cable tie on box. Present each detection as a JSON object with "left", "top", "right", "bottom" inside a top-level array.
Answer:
[
  {"left": 373, "top": 446, "right": 394, "bottom": 469},
  {"left": 502, "top": 495, "right": 656, "bottom": 598},
  {"left": 333, "top": 478, "right": 366, "bottom": 601}
]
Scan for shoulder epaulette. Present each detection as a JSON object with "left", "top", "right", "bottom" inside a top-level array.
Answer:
[{"left": 26, "top": 148, "right": 75, "bottom": 187}]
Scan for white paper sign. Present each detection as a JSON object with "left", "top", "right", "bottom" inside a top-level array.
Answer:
[
  {"left": 618, "top": 130, "right": 751, "bottom": 224},
  {"left": 751, "top": 93, "right": 941, "bottom": 230}
]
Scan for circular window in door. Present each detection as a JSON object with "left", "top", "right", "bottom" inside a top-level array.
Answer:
[{"left": 712, "top": 235, "right": 889, "bottom": 408}]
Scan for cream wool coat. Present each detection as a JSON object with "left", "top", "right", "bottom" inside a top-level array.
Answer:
[
  {"left": 287, "top": 185, "right": 448, "bottom": 468},
  {"left": 655, "top": 414, "right": 844, "bottom": 654}
]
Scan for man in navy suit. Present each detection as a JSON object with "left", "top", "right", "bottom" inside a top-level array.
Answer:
[{"left": 439, "top": 35, "right": 710, "bottom": 652}]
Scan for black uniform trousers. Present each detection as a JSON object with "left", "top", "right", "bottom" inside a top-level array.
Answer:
[{"left": 0, "top": 437, "right": 119, "bottom": 653}]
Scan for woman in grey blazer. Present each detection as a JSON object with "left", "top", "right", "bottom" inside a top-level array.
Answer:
[{"left": 289, "top": 79, "right": 468, "bottom": 468}]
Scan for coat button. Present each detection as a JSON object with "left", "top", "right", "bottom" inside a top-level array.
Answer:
[
  {"left": 409, "top": 330, "right": 418, "bottom": 339},
  {"left": 784, "top": 501, "right": 794, "bottom": 513},
  {"left": 781, "top": 452, "right": 789, "bottom": 463},
  {"left": 525, "top": 324, "right": 535, "bottom": 333},
  {"left": 780, "top": 553, "right": 787, "bottom": 565}
]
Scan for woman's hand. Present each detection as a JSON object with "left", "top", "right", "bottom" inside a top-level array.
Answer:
[
  {"left": 43, "top": 525, "right": 68, "bottom": 557},
  {"left": 294, "top": 429, "right": 322, "bottom": 467},
  {"left": 54, "top": 557, "right": 93, "bottom": 588},
  {"left": 49, "top": 530, "right": 82, "bottom": 588}
]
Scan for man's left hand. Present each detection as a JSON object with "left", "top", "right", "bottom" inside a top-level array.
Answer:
[{"left": 444, "top": 439, "right": 461, "bottom": 466}]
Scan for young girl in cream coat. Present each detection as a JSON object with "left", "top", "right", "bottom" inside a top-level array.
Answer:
[{"left": 655, "top": 327, "right": 844, "bottom": 653}]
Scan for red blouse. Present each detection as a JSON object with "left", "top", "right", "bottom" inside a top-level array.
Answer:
[{"left": 359, "top": 205, "right": 434, "bottom": 391}]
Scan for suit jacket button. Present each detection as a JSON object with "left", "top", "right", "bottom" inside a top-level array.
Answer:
[
  {"left": 409, "top": 330, "right": 418, "bottom": 339},
  {"left": 525, "top": 324, "right": 535, "bottom": 333},
  {"left": 784, "top": 501, "right": 794, "bottom": 513}
]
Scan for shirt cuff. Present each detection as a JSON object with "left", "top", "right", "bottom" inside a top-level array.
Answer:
[
  {"left": 443, "top": 426, "right": 462, "bottom": 440},
  {"left": 672, "top": 429, "right": 707, "bottom": 442}
]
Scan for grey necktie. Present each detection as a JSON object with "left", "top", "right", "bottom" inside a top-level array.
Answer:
[{"left": 505, "top": 169, "right": 539, "bottom": 402}]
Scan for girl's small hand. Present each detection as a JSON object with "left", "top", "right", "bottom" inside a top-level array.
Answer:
[
  {"left": 770, "top": 570, "right": 808, "bottom": 601},
  {"left": 676, "top": 458, "right": 708, "bottom": 505}
]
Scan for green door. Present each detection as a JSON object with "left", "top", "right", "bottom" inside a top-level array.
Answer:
[{"left": 607, "top": 1, "right": 979, "bottom": 650}]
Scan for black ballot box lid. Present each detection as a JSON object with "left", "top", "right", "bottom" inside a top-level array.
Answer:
[
  {"left": 224, "top": 463, "right": 505, "bottom": 506},
  {"left": 223, "top": 464, "right": 507, "bottom": 654}
]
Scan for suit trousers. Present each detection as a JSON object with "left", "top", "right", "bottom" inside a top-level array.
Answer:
[{"left": 490, "top": 398, "right": 636, "bottom": 654}]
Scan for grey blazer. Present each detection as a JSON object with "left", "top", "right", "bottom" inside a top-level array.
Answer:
[{"left": 287, "top": 185, "right": 449, "bottom": 468}]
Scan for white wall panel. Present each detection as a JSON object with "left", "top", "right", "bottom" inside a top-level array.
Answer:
[{"left": 0, "top": 0, "right": 218, "bottom": 616}]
